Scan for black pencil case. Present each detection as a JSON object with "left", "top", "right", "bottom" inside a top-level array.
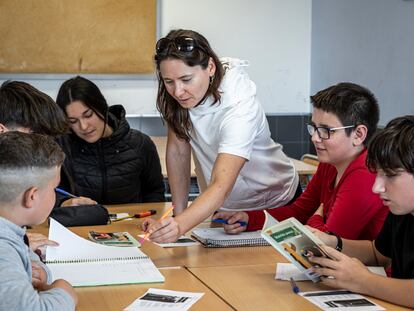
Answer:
[{"left": 49, "top": 204, "right": 109, "bottom": 227}]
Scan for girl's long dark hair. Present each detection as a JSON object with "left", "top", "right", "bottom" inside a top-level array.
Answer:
[{"left": 56, "top": 76, "right": 109, "bottom": 123}]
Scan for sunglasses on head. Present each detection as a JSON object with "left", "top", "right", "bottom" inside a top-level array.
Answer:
[{"left": 156, "top": 36, "right": 204, "bottom": 55}]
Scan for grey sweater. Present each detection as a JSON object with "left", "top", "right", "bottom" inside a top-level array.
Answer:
[{"left": 0, "top": 217, "right": 75, "bottom": 311}]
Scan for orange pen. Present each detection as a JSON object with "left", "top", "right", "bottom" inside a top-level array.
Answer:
[{"left": 140, "top": 205, "right": 174, "bottom": 243}]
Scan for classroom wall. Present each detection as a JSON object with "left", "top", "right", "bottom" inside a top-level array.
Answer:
[
  {"left": 0, "top": 0, "right": 313, "bottom": 158},
  {"left": 311, "top": 0, "right": 414, "bottom": 125},
  {"left": 3, "top": 2, "right": 414, "bottom": 129},
  {"left": 0, "top": 0, "right": 311, "bottom": 116}
]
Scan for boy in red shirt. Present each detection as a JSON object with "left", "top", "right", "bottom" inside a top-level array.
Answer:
[{"left": 214, "top": 82, "right": 388, "bottom": 240}]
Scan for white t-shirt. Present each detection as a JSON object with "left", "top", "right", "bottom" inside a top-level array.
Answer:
[{"left": 188, "top": 58, "right": 299, "bottom": 211}]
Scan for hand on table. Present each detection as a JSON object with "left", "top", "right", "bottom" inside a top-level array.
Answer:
[{"left": 212, "top": 211, "right": 248, "bottom": 234}]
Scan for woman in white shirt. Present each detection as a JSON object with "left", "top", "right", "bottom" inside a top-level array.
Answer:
[{"left": 143, "top": 29, "right": 299, "bottom": 242}]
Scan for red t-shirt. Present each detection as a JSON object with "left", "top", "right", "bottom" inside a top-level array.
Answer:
[{"left": 246, "top": 149, "right": 388, "bottom": 240}]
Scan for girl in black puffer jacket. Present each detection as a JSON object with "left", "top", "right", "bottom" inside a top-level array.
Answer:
[{"left": 56, "top": 76, "right": 165, "bottom": 204}]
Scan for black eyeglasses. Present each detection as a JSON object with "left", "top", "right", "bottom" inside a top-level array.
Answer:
[
  {"left": 156, "top": 36, "right": 204, "bottom": 55},
  {"left": 307, "top": 124, "right": 355, "bottom": 140}
]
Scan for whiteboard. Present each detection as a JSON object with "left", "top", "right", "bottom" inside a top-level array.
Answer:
[
  {"left": 160, "top": 0, "right": 311, "bottom": 115},
  {"left": 0, "top": 0, "right": 311, "bottom": 116}
]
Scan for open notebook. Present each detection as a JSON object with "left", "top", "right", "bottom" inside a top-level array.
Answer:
[
  {"left": 191, "top": 227, "right": 269, "bottom": 248},
  {"left": 45, "top": 218, "right": 164, "bottom": 287}
]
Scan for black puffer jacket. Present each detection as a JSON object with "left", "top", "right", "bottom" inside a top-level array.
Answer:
[{"left": 58, "top": 105, "right": 165, "bottom": 204}]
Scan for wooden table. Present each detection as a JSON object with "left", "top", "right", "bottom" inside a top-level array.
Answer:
[
  {"left": 33, "top": 203, "right": 407, "bottom": 311},
  {"left": 75, "top": 267, "right": 233, "bottom": 311},
  {"left": 189, "top": 264, "right": 411, "bottom": 311},
  {"left": 38, "top": 203, "right": 280, "bottom": 268},
  {"left": 35, "top": 203, "right": 232, "bottom": 310},
  {"left": 151, "top": 136, "right": 317, "bottom": 178}
]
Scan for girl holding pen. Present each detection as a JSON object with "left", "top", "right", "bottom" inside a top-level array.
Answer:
[{"left": 141, "top": 29, "right": 299, "bottom": 243}]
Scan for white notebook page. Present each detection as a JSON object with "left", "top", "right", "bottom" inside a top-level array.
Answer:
[
  {"left": 46, "top": 218, "right": 146, "bottom": 262},
  {"left": 49, "top": 259, "right": 164, "bottom": 287},
  {"left": 45, "top": 218, "right": 164, "bottom": 286}
]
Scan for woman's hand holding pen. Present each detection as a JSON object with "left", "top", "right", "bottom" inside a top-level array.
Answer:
[
  {"left": 141, "top": 216, "right": 181, "bottom": 243},
  {"left": 212, "top": 211, "right": 249, "bottom": 234},
  {"left": 140, "top": 206, "right": 178, "bottom": 243}
]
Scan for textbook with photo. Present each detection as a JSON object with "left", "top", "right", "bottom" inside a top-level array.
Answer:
[
  {"left": 88, "top": 231, "right": 141, "bottom": 247},
  {"left": 261, "top": 211, "right": 330, "bottom": 282},
  {"left": 46, "top": 219, "right": 164, "bottom": 287},
  {"left": 191, "top": 227, "right": 269, "bottom": 248}
]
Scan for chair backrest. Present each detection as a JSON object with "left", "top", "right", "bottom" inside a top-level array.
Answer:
[{"left": 300, "top": 153, "right": 319, "bottom": 167}]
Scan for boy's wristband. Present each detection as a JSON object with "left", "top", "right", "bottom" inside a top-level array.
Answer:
[{"left": 327, "top": 231, "right": 342, "bottom": 252}]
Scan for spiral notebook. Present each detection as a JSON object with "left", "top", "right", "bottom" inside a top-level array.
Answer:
[
  {"left": 191, "top": 227, "right": 269, "bottom": 248},
  {"left": 45, "top": 218, "right": 164, "bottom": 287}
]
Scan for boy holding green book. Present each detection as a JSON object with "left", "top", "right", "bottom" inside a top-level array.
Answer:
[{"left": 310, "top": 116, "right": 414, "bottom": 308}]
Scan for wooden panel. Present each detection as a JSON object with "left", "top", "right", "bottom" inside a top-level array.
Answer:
[{"left": 0, "top": 0, "right": 156, "bottom": 74}]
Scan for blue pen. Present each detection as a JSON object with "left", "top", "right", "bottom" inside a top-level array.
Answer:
[
  {"left": 290, "top": 277, "right": 300, "bottom": 294},
  {"left": 211, "top": 218, "right": 247, "bottom": 227},
  {"left": 55, "top": 187, "right": 77, "bottom": 198}
]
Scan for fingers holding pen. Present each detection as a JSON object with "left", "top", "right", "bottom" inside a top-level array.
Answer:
[
  {"left": 213, "top": 211, "right": 248, "bottom": 234},
  {"left": 143, "top": 217, "right": 180, "bottom": 243},
  {"left": 140, "top": 218, "right": 155, "bottom": 232}
]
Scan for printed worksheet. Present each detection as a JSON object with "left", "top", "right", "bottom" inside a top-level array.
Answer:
[
  {"left": 138, "top": 235, "right": 200, "bottom": 248},
  {"left": 299, "top": 290, "right": 385, "bottom": 311},
  {"left": 124, "top": 288, "right": 204, "bottom": 311}
]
